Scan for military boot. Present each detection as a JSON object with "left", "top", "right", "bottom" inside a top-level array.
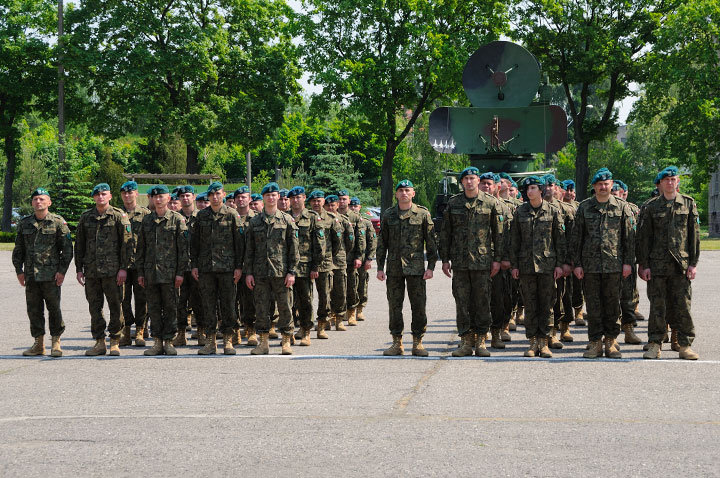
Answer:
[
  {"left": 451, "top": 334, "right": 474, "bottom": 357},
  {"left": 251, "top": 333, "right": 270, "bottom": 355},
  {"left": 50, "top": 336, "right": 62, "bottom": 357},
  {"left": 670, "top": 329, "right": 679, "bottom": 352},
  {"left": 119, "top": 326, "right": 132, "bottom": 346},
  {"left": 316, "top": 321, "right": 329, "bottom": 339},
  {"left": 173, "top": 330, "right": 187, "bottom": 347},
  {"left": 347, "top": 308, "right": 358, "bottom": 326},
  {"left": 515, "top": 307, "right": 525, "bottom": 326},
  {"left": 281, "top": 333, "right": 293, "bottom": 355},
  {"left": 508, "top": 316, "right": 517, "bottom": 331},
  {"left": 197, "top": 327, "right": 207, "bottom": 346},
  {"left": 501, "top": 325, "right": 511, "bottom": 342},
  {"left": 490, "top": 328, "right": 505, "bottom": 349},
  {"left": 475, "top": 333, "right": 491, "bottom": 357},
  {"left": 574, "top": 307, "right": 586, "bottom": 326},
  {"left": 223, "top": 333, "right": 236, "bottom": 355},
  {"left": 246, "top": 326, "right": 259, "bottom": 346},
  {"left": 412, "top": 336, "right": 429, "bottom": 357},
  {"left": 678, "top": 345, "right": 699, "bottom": 360},
  {"left": 559, "top": 322, "right": 573, "bottom": 342},
  {"left": 383, "top": 336, "right": 404, "bottom": 356},
  {"left": 335, "top": 314, "right": 347, "bottom": 331},
  {"left": 85, "top": 338, "right": 107, "bottom": 356},
  {"left": 524, "top": 337, "right": 538, "bottom": 357},
  {"left": 294, "top": 328, "right": 303, "bottom": 340},
  {"left": 537, "top": 337, "right": 553, "bottom": 358},
  {"left": 109, "top": 337, "right": 121, "bottom": 356},
  {"left": 634, "top": 307, "right": 645, "bottom": 321},
  {"left": 163, "top": 339, "right": 177, "bottom": 356},
  {"left": 268, "top": 325, "right": 279, "bottom": 339},
  {"left": 134, "top": 326, "right": 146, "bottom": 347},
  {"left": 198, "top": 333, "right": 217, "bottom": 355},
  {"left": 604, "top": 337, "right": 622, "bottom": 359},
  {"left": 144, "top": 338, "right": 164, "bottom": 356},
  {"left": 583, "top": 340, "right": 603, "bottom": 359},
  {"left": 643, "top": 342, "right": 661, "bottom": 359},
  {"left": 232, "top": 329, "right": 242, "bottom": 345},
  {"left": 549, "top": 327, "right": 564, "bottom": 349},
  {"left": 622, "top": 323, "right": 641, "bottom": 344},
  {"left": 356, "top": 307, "right": 366, "bottom": 321},
  {"left": 299, "top": 328, "right": 311, "bottom": 346},
  {"left": 23, "top": 336, "right": 45, "bottom": 356}
]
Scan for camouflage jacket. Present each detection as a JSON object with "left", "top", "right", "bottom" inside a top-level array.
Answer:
[
  {"left": 13, "top": 213, "right": 73, "bottom": 281},
  {"left": 360, "top": 216, "right": 377, "bottom": 262},
  {"left": 332, "top": 213, "right": 355, "bottom": 270},
  {"left": 314, "top": 209, "right": 343, "bottom": 273},
  {"left": 75, "top": 206, "right": 133, "bottom": 277},
  {"left": 244, "top": 209, "right": 299, "bottom": 278},
  {"left": 376, "top": 204, "right": 437, "bottom": 276},
  {"left": 121, "top": 205, "right": 150, "bottom": 270},
  {"left": 509, "top": 201, "right": 567, "bottom": 274},
  {"left": 190, "top": 204, "right": 243, "bottom": 272},
  {"left": 569, "top": 196, "right": 635, "bottom": 273},
  {"left": 499, "top": 197, "right": 517, "bottom": 261},
  {"left": 636, "top": 194, "right": 699, "bottom": 275},
  {"left": 290, "top": 208, "right": 324, "bottom": 277},
  {"left": 236, "top": 209, "right": 255, "bottom": 270},
  {"left": 136, "top": 209, "right": 189, "bottom": 284},
  {"left": 550, "top": 198, "right": 575, "bottom": 239},
  {"left": 340, "top": 209, "right": 366, "bottom": 263},
  {"left": 438, "top": 192, "right": 505, "bottom": 270}
]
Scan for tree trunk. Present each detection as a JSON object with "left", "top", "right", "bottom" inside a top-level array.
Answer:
[
  {"left": 186, "top": 144, "right": 199, "bottom": 174},
  {"left": 1, "top": 130, "right": 18, "bottom": 232},
  {"left": 575, "top": 139, "right": 590, "bottom": 201},
  {"left": 380, "top": 140, "right": 397, "bottom": 216}
]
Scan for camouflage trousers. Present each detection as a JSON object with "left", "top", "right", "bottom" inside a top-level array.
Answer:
[
  {"left": 509, "top": 276, "right": 520, "bottom": 317},
  {"left": 518, "top": 273, "right": 555, "bottom": 338},
  {"left": 647, "top": 274, "right": 695, "bottom": 346},
  {"left": 386, "top": 275, "right": 427, "bottom": 337},
  {"left": 25, "top": 278, "right": 64, "bottom": 338},
  {"left": 572, "top": 275, "right": 584, "bottom": 309},
  {"left": 314, "top": 271, "right": 332, "bottom": 322},
  {"left": 330, "top": 269, "right": 347, "bottom": 315},
  {"left": 582, "top": 273, "right": 622, "bottom": 341},
  {"left": 253, "top": 277, "right": 293, "bottom": 334},
  {"left": 146, "top": 282, "right": 178, "bottom": 340},
  {"left": 452, "top": 269, "right": 492, "bottom": 338},
  {"left": 620, "top": 265, "right": 640, "bottom": 325},
  {"left": 122, "top": 269, "right": 147, "bottom": 328},
  {"left": 198, "top": 272, "right": 237, "bottom": 336},
  {"left": 491, "top": 269, "right": 512, "bottom": 329},
  {"left": 177, "top": 271, "right": 201, "bottom": 332},
  {"left": 346, "top": 265, "right": 359, "bottom": 310},
  {"left": 552, "top": 277, "right": 566, "bottom": 327},
  {"left": 561, "top": 275, "right": 573, "bottom": 325},
  {"left": 85, "top": 275, "right": 124, "bottom": 340},
  {"left": 358, "top": 268, "right": 370, "bottom": 309},
  {"left": 293, "top": 276, "right": 314, "bottom": 330},
  {"left": 238, "top": 274, "right": 256, "bottom": 327}
]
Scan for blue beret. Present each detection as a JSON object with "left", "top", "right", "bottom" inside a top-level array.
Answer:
[
  {"left": 251, "top": 193, "right": 262, "bottom": 202},
  {"left": 521, "top": 176, "right": 545, "bottom": 188},
  {"left": 493, "top": 174, "right": 501, "bottom": 183},
  {"left": 655, "top": 166, "right": 679, "bottom": 184},
  {"left": 478, "top": 172, "right": 495, "bottom": 181},
  {"left": 261, "top": 182, "right": 280, "bottom": 195},
  {"left": 562, "top": 179, "right": 575, "bottom": 190},
  {"left": 459, "top": 167, "right": 480, "bottom": 180},
  {"left": 308, "top": 190, "right": 325, "bottom": 200},
  {"left": 31, "top": 187, "right": 50, "bottom": 198},
  {"left": 120, "top": 181, "right": 138, "bottom": 192},
  {"left": 349, "top": 196, "right": 360, "bottom": 206},
  {"left": 396, "top": 179, "right": 414, "bottom": 190},
  {"left": 542, "top": 174, "right": 557, "bottom": 186},
  {"left": 510, "top": 180, "right": 518, "bottom": 188},
  {"left": 207, "top": 181, "right": 223, "bottom": 193},
  {"left": 91, "top": 183, "right": 111, "bottom": 196},
  {"left": 279, "top": 188, "right": 289, "bottom": 198},
  {"left": 235, "top": 185, "right": 251, "bottom": 195},
  {"left": 148, "top": 185, "right": 170, "bottom": 196},
  {"left": 226, "top": 191, "right": 235, "bottom": 200},
  {"left": 195, "top": 192, "right": 207, "bottom": 201},
  {"left": 176, "top": 185, "right": 195, "bottom": 194},
  {"left": 591, "top": 168, "right": 613, "bottom": 185},
  {"left": 325, "top": 194, "right": 339, "bottom": 204},
  {"left": 499, "top": 172, "right": 513, "bottom": 181},
  {"left": 288, "top": 186, "right": 306, "bottom": 198},
  {"left": 170, "top": 193, "right": 178, "bottom": 201},
  {"left": 336, "top": 189, "right": 350, "bottom": 197},
  {"left": 557, "top": 181, "right": 568, "bottom": 191}
]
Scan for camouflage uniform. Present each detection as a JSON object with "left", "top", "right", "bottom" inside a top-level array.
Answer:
[
  {"left": 136, "top": 209, "right": 189, "bottom": 339},
  {"left": 549, "top": 198, "right": 575, "bottom": 329},
  {"left": 290, "top": 208, "right": 324, "bottom": 331},
  {"left": 491, "top": 198, "right": 515, "bottom": 333},
  {"left": 121, "top": 205, "right": 150, "bottom": 331},
  {"left": 636, "top": 194, "right": 699, "bottom": 346},
  {"left": 621, "top": 201, "right": 641, "bottom": 325},
  {"left": 12, "top": 213, "right": 73, "bottom": 338},
  {"left": 74, "top": 206, "right": 133, "bottom": 339},
  {"left": 330, "top": 214, "right": 355, "bottom": 317},
  {"left": 244, "top": 210, "right": 299, "bottom": 334},
  {"left": 237, "top": 210, "right": 256, "bottom": 329},
  {"left": 177, "top": 208, "right": 202, "bottom": 332},
  {"left": 357, "top": 217, "right": 377, "bottom": 310},
  {"left": 314, "top": 209, "right": 344, "bottom": 324},
  {"left": 341, "top": 209, "right": 366, "bottom": 313},
  {"left": 570, "top": 196, "right": 635, "bottom": 342},
  {"left": 376, "top": 204, "right": 437, "bottom": 337}
]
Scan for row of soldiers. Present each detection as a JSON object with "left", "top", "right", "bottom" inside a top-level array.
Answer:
[
  {"left": 13, "top": 181, "right": 377, "bottom": 357},
  {"left": 375, "top": 166, "right": 700, "bottom": 360}
]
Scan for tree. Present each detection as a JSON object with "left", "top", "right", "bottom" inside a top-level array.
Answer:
[
  {"left": 512, "top": 0, "right": 678, "bottom": 200},
  {"left": 298, "top": 0, "right": 507, "bottom": 212},
  {"left": 0, "top": 0, "right": 56, "bottom": 230},
  {"left": 65, "top": 0, "right": 301, "bottom": 174}
]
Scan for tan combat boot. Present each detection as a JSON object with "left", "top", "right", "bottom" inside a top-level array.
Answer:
[
  {"left": 198, "top": 333, "right": 217, "bottom": 355},
  {"left": 294, "top": 327, "right": 303, "bottom": 340},
  {"left": 335, "top": 313, "right": 347, "bottom": 331},
  {"left": 281, "top": 333, "right": 293, "bottom": 355},
  {"left": 251, "top": 333, "right": 270, "bottom": 355},
  {"left": 574, "top": 307, "right": 586, "bottom": 326},
  {"left": 501, "top": 325, "right": 511, "bottom": 342},
  {"left": 134, "top": 326, "right": 146, "bottom": 347},
  {"left": 299, "top": 328, "right": 311, "bottom": 346},
  {"left": 670, "top": 329, "right": 679, "bottom": 352},
  {"left": 559, "top": 322, "right": 573, "bottom": 342},
  {"left": 23, "top": 336, "right": 45, "bottom": 356},
  {"left": 232, "top": 329, "right": 242, "bottom": 345},
  {"left": 269, "top": 325, "right": 279, "bottom": 339},
  {"left": 223, "top": 333, "right": 236, "bottom": 355},
  {"left": 515, "top": 307, "right": 525, "bottom": 326},
  {"left": 50, "top": 336, "right": 62, "bottom": 357},
  {"left": 109, "top": 337, "right": 121, "bottom": 356},
  {"left": 524, "top": 337, "right": 538, "bottom": 357},
  {"left": 604, "top": 337, "right": 622, "bottom": 359},
  {"left": 643, "top": 342, "right": 661, "bottom": 359},
  {"left": 583, "top": 340, "right": 603, "bottom": 359},
  {"left": 85, "top": 337, "right": 107, "bottom": 356},
  {"left": 356, "top": 307, "right": 365, "bottom": 321},
  {"left": 549, "top": 327, "right": 564, "bottom": 349},
  {"left": 316, "top": 320, "right": 329, "bottom": 339},
  {"left": 508, "top": 315, "right": 517, "bottom": 331},
  {"left": 537, "top": 337, "right": 553, "bottom": 358},
  {"left": 622, "top": 323, "right": 641, "bottom": 344},
  {"left": 678, "top": 345, "right": 699, "bottom": 360},
  {"left": 119, "top": 326, "right": 132, "bottom": 346},
  {"left": 196, "top": 327, "right": 207, "bottom": 346},
  {"left": 475, "top": 333, "right": 491, "bottom": 357},
  {"left": 490, "top": 328, "right": 505, "bottom": 349},
  {"left": 451, "top": 334, "right": 473, "bottom": 357},
  {"left": 163, "top": 338, "right": 177, "bottom": 356},
  {"left": 347, "top": 308, "right": 358, "bottom": 326},
  {"left": 383, "top": 336, "right": 404, "bottom": 356},
  {"left": 173, "top": 330, "right": 187, "bottom": 347},
  {"left": 246, "top": 326, "right": 259, "bottom": 346},
  {"left": 144, "top": 338, "right": 164, "bottom": 356},
  {"left": 412, "top": 336, "right": 429, "bottom": 357}
]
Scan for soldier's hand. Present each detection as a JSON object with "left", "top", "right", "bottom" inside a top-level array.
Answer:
[
  {"left": 174, "top": 275, "right": 183, "bottom": 288},
  {"left": 310, "top": 271, "right": 319, "bottom": 280},
  {"left": 687, "top": 266, "right": 696, "bottom": 280},
  {"left": 442, "top": 262, "right": 452, "bottom": 278},
  {"left": 500, "top": 260, "right": 511, "bottom": 270},
  {"left": 233, "top": 269, "right": 242, "bottom": 284},
  {"left": 246, "top": 274, "right": 255, "bottom": 290},
  {"left": 562, "top": 264, "right": 572, "bottom": 277},
  {"left": 573, "top": 267, "right": 584, "bottom": 280},
  {"left": 55, "top": 273, "right": 65, "bottom": 286},
  {"left": 138, "top": 276, "right": 145, "bottom": 288},
  {"left": 511, "top": 269, "right": 519, "bottom": 280},
  {"left": 376, "top": 270, "right": 386, "bottom": 281},
  {"left": 353, "top": 259, "right": 362, "bottom": 269},
  {"left": 284, "top": 273, "right": 295, "bottom": 288},
  {"left": 638, "top": 267, "right": 651, "bottom": 281},
  {"left": 191, "top": 268, "right": 199, "bottom": 281},
  {"left": 363, "top": 260, "right": 372, "bottom": 271},
  {"left": 622, "top": 264, "right": 632, "bottom": 278},
  {"left": 77, "top": 272, "right": 86, "bottom": 287},
  {"left": 16, "top": 273, "right": 25, "bottom": 287},
  {"left": 554, "top": 267, "right": 564, "bottom": 280},
  {"left": 117, "top": 269, "right": 127, "bottom": 286},
  {"left": 490, "top": 262, "right": 500, "bottom": 278},
  {"left": 423, "top": 269, "right": 433, "bottom": 280}
]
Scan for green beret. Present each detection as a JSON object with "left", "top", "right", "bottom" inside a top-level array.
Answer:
[
  {"left": 175, "top": 185, "right": 195, "bottom": 194},
  {"left": 458, "top": 167, "right": 480, "bottom": 180},
  {"left": 251, "top": 193, "right": 262, "bottom": 202},
  {"left": 591, "top": 168, "right": 613, "bottom": 185},
  {"left": 499, "top": 172, "right": 513, "bottom": 181},
  {"left": 31, "top": 188, "right": 50, "bottom": 199},
  {"left": 91, "top": 183, "right": 111, "bottom": 196},
  {"left": 227, "top": 191, "right": 236, "bottom": 200},
  {"left": 288, "top": 186, "right": 305, "bottom": 198},
  {"left": 542, "top": 174, "right": 557, "bottom": 186},
  {"left": 235, "top": 185, "right": 251, "bottom": 195},
  {"left": 510, "top": 180, "right": 518, "bottom": 189},
  {"left": 170, "top": 193, "right": 178, "bottom": 201},
  {"left": 493, "top": 174, "right": 501, "bottom": 183},
  {"left": 521, "top": 176, "right": 545, "bottom": 188},
  {"left": 279, "top": 188, "right": 289, "bottom": 198},
  {"left": 261, "top": 182, "right": 280, "bottom": 195},
  {"left": 308, "top": 190, "right": 325, "bottom": 200},
  {"left": 655, "top": 166, "right": 679, "bottom": 184},
  {"left": 350, "top": 196, "right": 360, "bottom": 205},
  {"left": 195, "top": 192, "right": 207, "bottom": 201},
  {"left": 325, "top": 194, "right": 339, "bottom": 204},
  {"left": 336, "top": 189, "right": 350, "bottom": 197},
  {"left": 207, "top": 181, "right": 223, "bottom": 193},
  {"left": 479, "top": 172, "right": 495, "bottom": 181},
  {"left": 396, "top": 179, "right": 414, "bottom": 190},
  {"left": 562, "top": 179, "right": 575, "bottom": 190},
  {"left": 149, "top": 184, "right": 170, "bottom": 196},
  {"left": 120, "top": 181, "right": 138, "bottom": 192}
]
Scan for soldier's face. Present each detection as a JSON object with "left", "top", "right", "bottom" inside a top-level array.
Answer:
[
  {"left": 264, "top": 192, "right": 279, "bottom": 208},
  {"left": 310, "top": 198, "right": 324, "bottom": 212},
  {"left": 290, "top": 194, "right": 306, "bottom": 212},
  {"left": 169, "top": 200, "right": 180, "bottom": 211},
  {"left": 93, "top": 190, "right": 111, "bottom": 207},
  {"left": 593, "top": 179, "right": 613, "bottom": 198},
  {"left": 462, "top": 175, "right": 479, "bottom": 193},
  {"left": 226, "top": 198, "right": 236, "bottom": 209},
  {"left": 395, "top": 187, "right": 415, "bottom": 204},
  {"left": 564, "top": 189, "right": 575, "bottom": 201},
  {"left": 250, "top": 201, "right": 262, "bottom": 211},
  {"left": 196, "top": 200, "right": 208, "bottom": 210},
  {"left": 526, "top": 185, "right": 541, "bottom": 201},
  {"left": 325, "top": 201, "right": 338, "bottom": 213},
  {"left": 152, "top": 193, "right": 170, "bottom": 209},
  {"left": 235, "top": 193, "right": 250, "bottom": 209},
  {"left": 31, "top": 195, "right": 51, "bottom": 212},
  {"left": 179, "top": 192, "right": 195, "bottom": 207},
  {"left": 660, "top": 176, "right": 679, "bottom": 194},
  {"left": 611, "top": 188, "right": 622, "bottom": 197},
  {"left": 622, "top": 190, "right": 628, "bottom": 200},
  {"left": 278, "top": 197, "right": 290, "bottom": 210},
  {"left": 543, "top": 184, "right": 554, "bottom": 199},
  {"left": 350, "top": 204, "right": 361, "bottom": 213},
  {"left": 478, "top": 179, "right": 494, "bottom": 194},
  {"left": 338, "top": 195, "right": 349, "bottom": 210},
  {"left": 554, "top": 187, "right": 564, "bottom": 200},
  {"left": 121, "top": 190, "right": 138, "bottom": 206},
  {"left": 500, "top": 179, "right": 511, "bottom": 194},
  {"left": 509, "top": 187, "right": 518, "bottom": 198},
  {"left": 207, "top": 190, "right": 225, "bottom": 207}
]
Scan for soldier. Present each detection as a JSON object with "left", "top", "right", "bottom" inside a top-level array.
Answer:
[
  {"left": 287, "top": 186, "right": 324, "bottom": 346},
  {"left": 439, "top": 167, "right": 504, "bottom": 357},
  {"left": 376, "top": 180, "right": 437, "bottom": 356},
  {"left": 638, "top": 166, "right": 700, "bottom": 360},
  {"left": 562, "top": 179, "right": 586, "bottom": 327},
  {"left": 324, "top": 194, "right": 354, "bottom": 330},
  {"left": 308, "top": 190, "right": 343, "bottom": 338},
  {"left": 195, "top": 192, "right": 209, "bottom": 210},
  {"left": 570, "top": 168, "right": 635, "bottom": 359},
  {"left": 13, "top": 188, "right": 73, "bottom": 357},
  {"left": 190, "top": 182, "right": 243, "bottom": 355},
  {"left": 169, "top": 193, "right": 181, "bottom": 212},
  {"left": 244, "top": 182, "right": 299, "bottom": 355},
  {"left": 249, "top": 193, "right": 263, "bottom": 212},
  {"left": 75, "top": 183, "right": 133, "bottom": 356},
  {"left": 510, "top": 177, "right": 568, "bottom": 357},
  {"left": 136, "top": 185, "right": 189, "bottom": 356},
  {"left": 174, "top": 185, "right": 202, "bottom": 346},
  {"left": 278, "top": 189, "right": 290, "bottom": 212},
  {"left": 225, "top": 191, "right": 236, "bottom": 209},
  {"left": 498, "top": 173, "right": 522, "bottom": 332},
  {"left": 234, "top": 185, "right": 258, "bottom": 346},
  {"left": 337, "top": 189, "right": 366, "bottom": 326},
  {"left": 118, "top": 180, "right": 150, "bottom": 347},
  {"left": 349, "top": 196, "right": 377, "bottom": 321}
]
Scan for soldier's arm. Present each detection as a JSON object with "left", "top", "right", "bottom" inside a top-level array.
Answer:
[
  {"left": 118, "top": 213, "right": 133, "bottom": 270},
  {"left": 286, "top": 220, "right": 299, "bottom": 275},
  {"left": 190, "top": 214, "right": 200, "bottom": 270},
  {"left": 11, "top": 224, "right": 25, "bottom": 275},
  {"left": 177, "top": 217, "right": 190, "bottom": 277},
  {"left": 424, "top": 212, "right": 438, "bottom": 271},
  {"left": 569, "top": 207, "right": 584, "bottom": 267},
  {"left": 366, "top": 222, "right": 377, "bottom": 261},
  {"left": 232, "top": 214, "right": 243, "bottom": 270},
  {"left": 57, "top": 219, "right": 74, "bottom": 275},
  {"left": 344, "top": 220, "right": 355, "bottom": 256},
  {"left": 243, "top": 222, "right": 255, "bottom": 276},
  {"left": 331, "top": 219, "right": 342, "bottom": 256},
  {"left": 310, "top": 216, "right": 324, "bottom": 272},
  {"left": 438, "top": 205, "right": 451, "bottom": 262},
  {"left": 74, "top": 216, "right": 86, "bottom": 273},
  {"left": 135, "top": 221, "right": 146, "bottom": 275},
  {"left": 353, "top": 218, "right": 366, "bottom": 262},
  {"left": 375, "top": 215, "right": 389, "bottom": 272},
  {"left": 635, "top": 206, "right": 651, "bottom": 269},
  {"left": 554, "top": 209, "right": 567, "bottom": 267},
  {"left": 688, "top": 200, "right": 700, "bottom": 267},
  {"left": 508, "top": 212, "right": 519, "bottom": 269},
  {"left": 621, "top": 203, "right": 635, "bottom": 265},
  {"left": 490, "top": 201, "right": 504, "bottom": 263}
]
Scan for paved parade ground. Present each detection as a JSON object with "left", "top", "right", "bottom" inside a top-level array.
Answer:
[{"left": 1, "top": 250, "right": 720, "bottom": 477}]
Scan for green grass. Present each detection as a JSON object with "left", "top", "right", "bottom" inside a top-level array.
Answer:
[
  {"left": 700, "top": 226, "right": 720, "bottom": 251},
  {"left": 0, "top": 243, "right": 15, "bottom": 251}
]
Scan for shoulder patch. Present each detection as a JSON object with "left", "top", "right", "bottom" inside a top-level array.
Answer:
[
  {"left": 498, "top": 215, "right": 504, "bottom": 222},
  {"left": 126, "top": 225, "right": 131, "bottom": 233},
  {"left": 318, "top": 230, "right": 324, "bottom": 238},
  {"left": 360, "top": 229, "right": 365, "bottom": 235}
]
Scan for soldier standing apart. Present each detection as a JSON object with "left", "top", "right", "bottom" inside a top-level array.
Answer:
[
  {"left": 349, "top": 197, "right": 377, "bottom": 321},
  {"left": 510, "top": 177, "right": 568, "bottom": 358},
  {"left": 244, "top": 182, "right": 299, "bottom": 355},
  {"left": 119, "top": 181, "right": 150, "bottom": 347},
  {"left": 337, "top": 189, "right": 366, "bottom": 326},
  {"left": 324, "top": 195, "right": 354, "bottom": 331},
  {"left": 439, "top": 167, "right": 505, "bottom": 357},
  {"left": 234, "top": 186, "right": 258, "bottom": 346},
  {"left": 638, "top": 167, "right": 700, "bottom": 360},
  {"left": 13, "top": 188, "right": 73, "bottom": 357},
  {"left": 75, "top": 183, "right": 132, "bottom": 356},
  {"left": 376, "top": 180, "right": 437, "bottom": 356},
  {"left": 570, "top": 168, "right": 635, "bottom": 359},
  {"left": 136, "top": 185, "right": 189, "bottom": 356},
  {"left": 191, "top": 182, "right": 243, "bottom": 355}
]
